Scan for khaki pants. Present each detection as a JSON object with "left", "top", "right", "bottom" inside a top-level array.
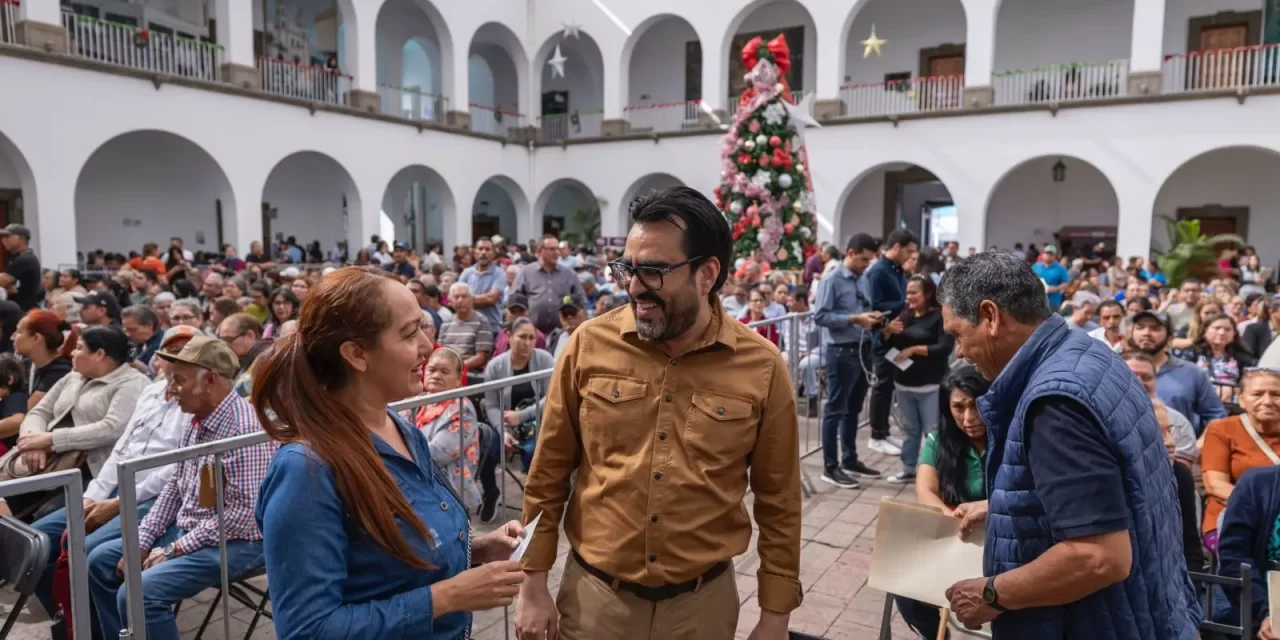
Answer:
[{"left": 556, "top": 556, "right": 739, "bottom": 640}]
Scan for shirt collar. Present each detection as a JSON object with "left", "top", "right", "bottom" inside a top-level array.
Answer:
[
  {"left": 617, "top": 297, "right": 739, "bottom": 353},
  {"left": 191, "top": 390, "right": 241, "bottom": 436},
  {"left": 839, "top": 264, "right": 860, "bottom": 280}
]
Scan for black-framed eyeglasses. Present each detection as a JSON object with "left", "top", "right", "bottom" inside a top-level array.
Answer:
[{"left": 608, "top": 256, "right": 703, "bottom": 291}]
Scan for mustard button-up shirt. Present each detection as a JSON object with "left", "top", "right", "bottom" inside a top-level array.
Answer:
[{"left": 521, "top": 301, "right": 804, "bottom": 613}]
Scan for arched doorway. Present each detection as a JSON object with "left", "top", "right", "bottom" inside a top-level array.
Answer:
[
  {"left": 472, "top": 176, "right": 530, "bottom": 243},
  {"left": 376, "top": 0, "right": 452, "bottom": 121},
  {"left": 535, "top": 179, "right": 600, "bottom": 248},
  {"left": 840, "top": 0, "right": 967, "bottom": 117},
  {"left": 618, "top": 173, "right": 686, "bottom": 230},
  {"left": 382, "top": 165, "right": 456, "bottom": 252},
  {"left": 985, "top": 155, "right": 1119, "bottom": 255},
  {"left": 469, "top": 22, "right": 529, "bottom": 136},
  {"left": 993, "top": 0, "right": 1133, "bottom": 105},
  {"left": 533, "top": 31, "right": 606, "bottom": 140},
  {"left": 722, "top": 0, "right": 818, "bottom": 102},
  {"left": 0, "top": 131, "right": 36, "bottom": 267},
  {"left": 75, "top": 130, "right": 235, "bottom": 258},
  {"left": 621, "top": 15, "right": 702, "bottom": 133},
  {"left": 835, "top": 163, "right": 956, "bottom": 248},
  {"left": 262, "top": 151, "right": 360, "bottom": 259}
]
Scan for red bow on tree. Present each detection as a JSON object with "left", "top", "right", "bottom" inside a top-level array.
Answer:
[{"left": 741, "top": 34, "right": 792, "bottom": 75}]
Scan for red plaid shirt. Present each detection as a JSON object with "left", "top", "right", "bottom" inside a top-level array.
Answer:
[{"left": 138, "top": 392, "right": 276, "bottom": 555}]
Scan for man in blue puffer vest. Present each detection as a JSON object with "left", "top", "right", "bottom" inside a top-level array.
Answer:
[{"left": 938, "top": 252, "right": 1202, "bottom": 639}]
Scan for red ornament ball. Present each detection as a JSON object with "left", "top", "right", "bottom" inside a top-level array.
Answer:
[
  {"left": 737, "top": 154, "right": 751, "bottom": 165},
  {"left": 784, "top": 223, "right": 794, "bottom": 234},
  {"left": 769, "top": 136, "right": 782, "bottom": 148},
  {"left": 758, "top": 154, "right": 771, "bottom": 167}
]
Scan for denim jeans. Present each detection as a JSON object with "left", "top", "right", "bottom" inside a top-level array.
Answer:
[
  {"left": 822, "top": 343, "right": 871, "bottom": 471},
  {"left": 868, "top": 346, "right": 896, "bottom": 441},
  {"left": 796, "top": 351, "right": 821, "bottom": 398},
  {"left": 87, "top": 524, "right": 264, "bottom": 640},
  {"left": 896, "top": 387, "right": 939, "bottom": 474},
  {"left": 31, "top": 495, "right": 157, "bottom": 617}
]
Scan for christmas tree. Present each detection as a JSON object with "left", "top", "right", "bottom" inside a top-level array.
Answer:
[{"left": 714, "top": 34, "right": 819, "bottom": 271}]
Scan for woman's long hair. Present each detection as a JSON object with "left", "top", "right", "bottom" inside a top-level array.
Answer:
[
  {"left": 266, "top": 288, "right": 300, "bottom": 328},
  {"left": 901, "top": 274, "right": 939, "bottom": 322},
  {"left": 22, "top": 309, "right": 77, "bottom": 358},
  {"left": 252, "top": 267, "right": 434, "bottom": 569},
  {"left": 1194, "top": 313, "right": 1250, "bottom": 362},
  {"left": 935, "top": 365, "right": 991, "bottom": 507}
]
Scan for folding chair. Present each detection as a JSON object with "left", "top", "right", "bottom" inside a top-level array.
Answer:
[
  {"left": 0, "top": 515, "right": 52, "bottom": 640},
  {"left": 193, "top": 566, "right": 272, "bottom": 640},
  {"left": 1191, "top": 564, "right": 1253, "bottom": 639}
]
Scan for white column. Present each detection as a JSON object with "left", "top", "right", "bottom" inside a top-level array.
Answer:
[
  {"left": 29, "top": 166, "right": 77, "bottom": 269},
  {"left": 1116, "top": 188, "right": 1155, "bottom": 261},
  {"left": 1129, "top": 0, "right": 1167, "bottom": 73},
  {"left": 229, "top": 178, "right": 262, "bottom": 258},
  {"left": 450, "top": 46, "right": 470, "bottom": 114},
  {"left": 700, "top": 49, "right": 726, "bottom": 115},
  {"left": 952, "top": 187, "right": 987, "bottom": 255},
  {"left": 962, "top": 0, "right": 998, "bottom": 87},
  {"left": 214, "top": 0, "right": 255, "bottom": 67},
  {"left": 19, "top": 0, "right": 61, "bottom": 24},
  {"left": 814, "top": 14, "right": 844, "bottom": 101},
  {"left": 602, "top": 47, "right": 624, "bottom": 120},
  {"left": 350, "top": 11, "right": 378, "bottom": 92}
]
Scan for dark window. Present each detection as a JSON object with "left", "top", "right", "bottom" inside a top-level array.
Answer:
[{"left": 884, "top": 71, "right": 911, "bottom": 92}]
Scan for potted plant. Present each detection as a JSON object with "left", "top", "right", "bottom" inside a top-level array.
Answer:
[{"left": 1154, "top": 216, "right": 1244, "bottom": 287}]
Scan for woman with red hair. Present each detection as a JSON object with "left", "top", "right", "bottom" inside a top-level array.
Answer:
[{"left": 13, "top": 310, "right": 75, "bottom": 413}]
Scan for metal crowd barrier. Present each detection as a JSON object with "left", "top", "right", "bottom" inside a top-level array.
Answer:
[
  {"left": 0, "top": 469, "right": 91, "bottom": 639},
  {"left": 114, "top": 370, "right": 551, "bottom": 640}
]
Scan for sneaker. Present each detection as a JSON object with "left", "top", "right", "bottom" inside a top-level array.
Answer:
[
  {"left": 843, "top": 460, "right": 883, "bottom": 479},
  {"left": 479, "top": 492, "right": 499, "bottom": 524},
  {"left": 886, "top": 472, "right": 916, "bottom": 485},
  {"left": 868, "top": 438, "right": 902, "bottom": 456},
  {"left": 885, "top": 435, "right": 905, "bottom": 449},
  {"left": 820, "top": 468, "right": 861, "bottom": 489}
]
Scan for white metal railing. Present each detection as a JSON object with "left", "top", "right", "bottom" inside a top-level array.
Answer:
[
  {"left": 839, "top": 74, "right": 964, "bottom": 117},
  {"left": 61, "top": 12, "right": 223, "bottom": 81},
  {"left": 537, "top": 110, "right": 603, "bottom": 141},
  {"left": 468, "top": 104, "right": 525, "bottom": 137},
  {"left": 623, "top": 100, "right": 701, "bottom": 133},
  {"left": 1, "top": 0, "right": 17, "bottom": 45},
  {"left": 258, "top": 56, "right": 350, "bottom": 105},
  {"left": 993, "top": 59, "right": 1129, "bottom": 106},
  {"left": 1162, "top": 44, "right": 1280, "bottom": 94},
  {"left": 378, "top": 83, "right": 447, "bottom": 123}
]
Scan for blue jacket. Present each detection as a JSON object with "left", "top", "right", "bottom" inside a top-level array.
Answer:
[
  {"left": 865, "top": 258, "right": 907, "bottom": 317},
  {"left": 1217, "top": 466, "right": 1280, "bottom": 634},
  {"left": 978, "top": 314, "right": 1202, "bottom": 639}
]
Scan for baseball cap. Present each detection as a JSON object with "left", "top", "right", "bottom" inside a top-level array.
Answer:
[
  {"left": 155, "top": 335, "right": 241, "bottom": 378},
  {"left": 0, "top": 224, "right": 30, "bottom": 239},
  {"left": 74, "top": 291, "right": 116, "bottom": 309},
  {"left": 160, "top": 325, "right": 203, "bottom": 348},
  {"left": 280, "top": 267, "right": 301, "bottom": 278},
  {"left": 1131, "top": 310, "right": 1170, "bottom": 329},
  {"left": 1042, "top": 245, "right": 1058, "bottom": 255},
  {"left": 505, "top": 293, "right": 529, "bottom": 311},
  {"left": 559, "top": 295, "right": 582, "bottom": 313}
]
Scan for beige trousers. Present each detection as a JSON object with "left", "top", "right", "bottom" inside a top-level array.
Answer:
[{"left": 555, "top": 556, "right": 740, "bottom": 640}]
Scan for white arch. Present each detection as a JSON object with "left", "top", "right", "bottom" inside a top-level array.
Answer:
[
  {"left": 469, "top": 21, "right": 530, "bottom": 122},
  {"left": 383, "top": 164, "right": 457, "bottom": 250},
  {"left": 1152, "top": 145, "right": 1280, "bottom": 261},
  {"left": 262, "top": 150, "right": 362, "bottom": 252},
  {"left": 535, "top": 178, "right": 599, "bottom": 244},
  {"left": 375, "top": 0, "right": 454, "bottom": 103},
  {"left": 720, "top": 0, "right": 820, "bottom": 100},
  {"left": 473, "top": 174, "right": 531, "bottom": 242},
  {"left": 531, "top": 30, "right": 607, "bottom": 132},
  {"left": 0, "top": 131, "right": 39, "bottom": 256},
  {"left": 840, "top": 0, "right": 967, "bottom": 86},
  {"left": 75, "top": 130, "right": 236, "bottom": 256},
  {"left": 832, "top": 161, "right": 956, "bottom": 245},
  {"left": 984, "top": 155, "right": 1120, "bottom": 252},
  {"left": 618, "top": 173, "right": 686, "bottom": 224},
  {"left": 620, "top": 14, "right": 701, "bottom": 110}
]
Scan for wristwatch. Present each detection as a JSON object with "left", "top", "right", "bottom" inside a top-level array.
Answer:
[
  {"left": 162, "top": 543, "right": 177, "bottom": 559},
  {"left": 983, "top": 576, "right": 1009, "bottom": 612}
]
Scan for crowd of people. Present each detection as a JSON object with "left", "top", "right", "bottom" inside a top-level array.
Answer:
[{"left": 0, "top": 189, "right": 1276, "bottom": 640}]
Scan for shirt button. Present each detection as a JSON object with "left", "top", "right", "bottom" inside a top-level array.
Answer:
[
  {"left": 650, "top": 514, "right": 659, "bottom": 523},
  {"left": 612, "top": 390, "right": 620, "bottom": 398},
  {"left": 648, "top": 554, "right": 657, "bottom": 562},
  {"left": 716, "top": 407, "right": 725, "bottom": 415},
  {"left": 663, "top": 394, "right": 673, "bottom": 402},
  {"left": 657, "top": 432, "right": 667, "bottom": 440},
  {"left": 458, "top": 530, "right": 466, "bottom": 541},
  {"left": 440, "top": 502, "right": 449, "bottom": 511},
  {"left": 669, "top": 359, "right": 677, "bottom": 365},
  {"left": 654, "top": 472, "right": 663, "bottom": 480}
]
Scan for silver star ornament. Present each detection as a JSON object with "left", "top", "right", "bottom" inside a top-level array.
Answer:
[{"left": 547, "top": 45, "right": 567, "bottom": 78}]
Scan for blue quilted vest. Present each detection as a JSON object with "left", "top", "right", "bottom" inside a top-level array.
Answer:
[{"left": 976, "top": 315, "right": 1202, "bottom": 639}]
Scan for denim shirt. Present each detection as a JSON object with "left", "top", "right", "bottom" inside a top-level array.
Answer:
[
  {"left": 813, "top": 264, "right": 869, "bottom": 345},
  {"left": 256, "top": 410, "right": 472, "bottom": 640}
]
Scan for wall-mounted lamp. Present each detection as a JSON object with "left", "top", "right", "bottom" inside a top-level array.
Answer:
[{"left": 1051, "top": 159, "right": 1066, "bottom": 183}]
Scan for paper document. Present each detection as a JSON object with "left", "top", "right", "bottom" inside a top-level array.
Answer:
[
  {"left": 884, "top": 348, "right": 913, "bottom": 371},
  {"left": 509, "top": 512, "right": 542, "bottom": 562},
  {"left": 868, "top": 498, "right": 985, "bottom": 608},
  {"left": 1270, "top": 571, "right": 1280, "bottom": 624}
]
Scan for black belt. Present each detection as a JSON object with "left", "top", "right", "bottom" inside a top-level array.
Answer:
[
  {"left": 571, "top": 551, "right": 729, "bottom": 602},
  {"left": 831, "top": 341, "right": 866, "bottom": 349}
]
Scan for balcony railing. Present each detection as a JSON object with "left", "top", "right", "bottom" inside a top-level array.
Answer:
[
  {"left": 61, "top": 12, "right": 223, "bottom": 81},
  {"left": 378, "top": 83, "right": 447, "bottom": 123},
  {"left": 1, "top": 0, "right": 17, "bottom": 45},
  {"left": 993, "top": 59, "right": 1129, "bottom": 106},
  {"left": 537, "top": 110, "right": 603, "bottom": 141},
  {"left": 259, "top": 56, "right": 349, "bottom": 105},
  {"left": 839, "top": 74, "right": 964, "bottom": 117},
  {"left": 468, "top": 103, "right": 524, "bottom": 137},
  {"left": 1163, "top": 44, "right": 1280, "bottom": 93},
  {"left": 623, "top": 100, "right": 701, "bottom": 133}
]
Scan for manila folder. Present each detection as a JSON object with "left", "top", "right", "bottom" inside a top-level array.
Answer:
[{"left": 867, "top": 497, "right": 985, "bottom": 609}]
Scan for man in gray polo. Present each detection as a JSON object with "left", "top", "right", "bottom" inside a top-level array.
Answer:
[
  {"left": 459, "top": 236, "right": 507, "bottom": 328},
  {"left": 512, "top": 234, "right": 587, "bottom": 335}
]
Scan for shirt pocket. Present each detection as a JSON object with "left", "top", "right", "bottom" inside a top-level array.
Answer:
[
  {"left": 685, "top": 391, "right": 758, "bottom": 466},
  {"left": 582, "top": 375, "right": 649, "bottom": 452}
]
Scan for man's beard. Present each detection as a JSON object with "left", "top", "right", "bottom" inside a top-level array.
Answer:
[
  {"left": 1128, "top": 335, "right": 1169, "bottom": 356},
  {"left": 632, "top": 287, "right": 699, "bottom": 342}
]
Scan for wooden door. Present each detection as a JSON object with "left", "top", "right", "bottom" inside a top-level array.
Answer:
[
  {"left": 1198, "top": 24, "right": 1250, "bottom": 88},
  {"left": 926, "top": 55, "right": 964, "bottom": 108},
  {"left": 472, "top": 218, "right": 499, "bottom": 241},
  {"left": 928, "top": 55, "right": 964, "bottom": 77}
]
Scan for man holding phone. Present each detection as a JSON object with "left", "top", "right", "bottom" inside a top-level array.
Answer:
[{"left": 814, "top": 232, "right": 885, "bottom": 488}]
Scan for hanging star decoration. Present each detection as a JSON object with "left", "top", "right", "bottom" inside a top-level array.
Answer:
[
  {"left": 861, "top": 24, "right": 886, "bottom": 58},
  {"left": 561, "top": 22, "right": 582, "bottom": 39},
  {"left": 783, "top": 92, "right": 821, "bottom": 150},
  {"left": 547, "top": 44, "right": 567, "bottom": 78}
]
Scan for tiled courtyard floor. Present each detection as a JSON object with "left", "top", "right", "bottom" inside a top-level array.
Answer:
[{"left": 3, "top": 418, "right": 936, "bottom": 640}]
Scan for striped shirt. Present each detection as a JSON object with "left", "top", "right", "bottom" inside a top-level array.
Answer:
[
  {"left": 439, "top": 313, "right": 494, "bottom": 359},
  {"left": 138, "top": 391, "right": 276, "bottom": 555}
]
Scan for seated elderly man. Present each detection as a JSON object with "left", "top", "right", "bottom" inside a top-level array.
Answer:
[
  {"left": 438, "top": 282, "right": 494, "bottom": 374},
  {"left": 87, "top": 336, "right": 275, "bottom": 640},
  {"left": 29, "top": 326, "right": 200, "bottom": 629}
]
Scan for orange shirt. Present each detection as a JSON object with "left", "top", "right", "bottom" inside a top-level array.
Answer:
[
  {"left": 521, "top": 301, "right": 803, "bottom": 613},
  {"left": 129, "top": 256, "right": 166, "bottom": 275},
  {"left": 1200, "top": 415, "right": 1280, "bottom": 533}
]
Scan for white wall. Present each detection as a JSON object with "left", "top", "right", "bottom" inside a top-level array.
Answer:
[
  {"left": 74, "top": 131, "right": 233, "bottom": 255},
  {"left": 844, "top": 0, "right": 966, "bottom": 84},
  {"left": 1152, "top": 147, "right": 1280, "bottom": 266},
  {"left": 628, "top": 18, "right": 699, "bottom": 106},
  {"left": 1162, "top": 0, "right": 1262, "bottom": 55},
  {"left": 736, "top": 1, "right": 817, "bottom": 95},
  {"left": 985, "top": 156, "right": 1119, "bottom": 251},
  {"left": 994, "top": 0, "right": 1133, "bottom": 69},
  {"left": 0, "top": 152, "right": 18, "bottom": 190},
  {"left": 262, "top": 152, "right": 355, "bottom": 250}
]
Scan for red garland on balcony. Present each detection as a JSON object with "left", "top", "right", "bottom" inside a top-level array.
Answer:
[
  {"left": 715, "top": 33, "right": 818, "bottom": 271},
  {"left": 133, "top": 28, "right": 150, "bottom": 49}
]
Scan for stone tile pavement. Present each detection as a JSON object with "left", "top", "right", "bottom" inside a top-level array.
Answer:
[{"left": 2, "top": 417, "right": 927, "bottom": 640}]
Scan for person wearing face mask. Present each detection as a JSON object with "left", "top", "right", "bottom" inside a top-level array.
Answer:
[{"left": 516, "top": 188, "right": 802, "bottom": 640}]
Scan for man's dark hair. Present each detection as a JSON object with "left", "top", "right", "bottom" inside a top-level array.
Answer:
[
  {"left": 884, "top": 228, "right": 919, "bottom": 250},
  {"left": 423, "top": 284, "right": 441, "bottom": 299},
  {"left": 938, "top": 252, "right": 1052, "bottom": 325},
  {"left": 121, "top": 304, "right": 159, "bottom": 329},
  {"left": 1098, "top": 300, "right": 1124, "bottom": 314},
  {"left": 845, "top": 233, "right": 878, "bottom": 254},
  {"left": 0, "top": 354, "right": 25, "bottom": 392},
  {"left": 791, "top": 286, "right": 809, "bottom": 304},
  {"left": 628, "top": 186, "right": 731, "bottom": 299}
]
